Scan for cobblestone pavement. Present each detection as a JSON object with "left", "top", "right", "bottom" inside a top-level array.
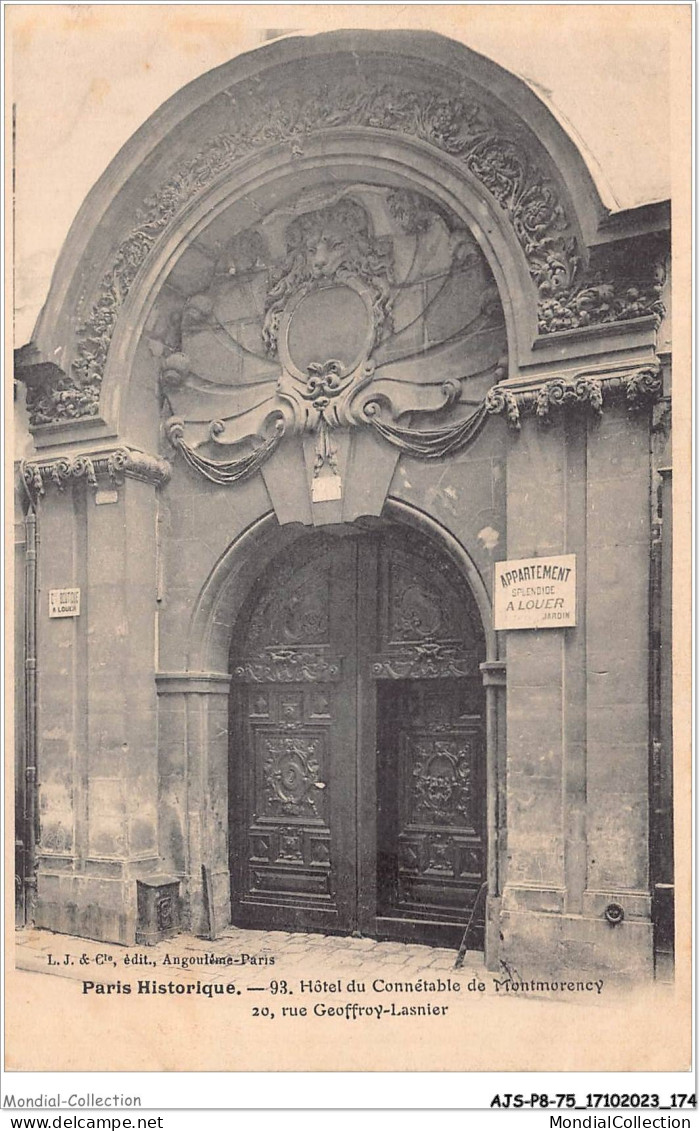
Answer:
[{"left": 15, "top": 925, "right": 485, "bottom": 987}]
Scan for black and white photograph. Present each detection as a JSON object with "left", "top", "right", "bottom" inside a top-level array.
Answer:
[{"left": 4, "top": 1, "right": 692, "bottom": 1093}]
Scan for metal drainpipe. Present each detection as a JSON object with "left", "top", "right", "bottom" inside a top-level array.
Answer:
[{"left": 23, "top": 496, "right": 38, "bottom": 917}]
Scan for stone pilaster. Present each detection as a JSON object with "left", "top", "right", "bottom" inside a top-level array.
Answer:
[
  {"left": 33, "top": 486, "right": 86, "bottom": 934},
  {"left": 579, "top": 403, "right": 653, "bottom": 977},
  {"left": 156, "top": 673, "right": 232, "bottom": 936},
  {"left": 497, "top": 390, "right": 655, "bottom": 980},
  {"left": 501, "top": 415, "right": 568, "bottom": 926},
  {"left": 27, "top": 451, "right": 169, "bottom": 943}
]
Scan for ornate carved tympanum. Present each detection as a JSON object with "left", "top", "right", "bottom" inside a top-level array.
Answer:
[
  {"left": 56, "top": 59, "right": 553, "bottom": 428},
  {"left": 157, "top": 182, "right": 507, "bottom": 488}
]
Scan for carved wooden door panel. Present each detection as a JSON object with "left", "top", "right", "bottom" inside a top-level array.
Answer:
[
  {"left": 366, "top": 533, "right": 486, "bottom": 948},
  {"left": 376, "top": 681, "right": 485, "bottom": 947},
  {"left": 230, "top": 526, "right": 486, "bottom": 945},
  {"left": 230, "top": 534, "right": 357, "bottom": 934}
]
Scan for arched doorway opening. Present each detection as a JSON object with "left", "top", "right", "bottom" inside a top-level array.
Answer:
[{"left": 228, "top": 519, "right": 487, "bottom": 948}]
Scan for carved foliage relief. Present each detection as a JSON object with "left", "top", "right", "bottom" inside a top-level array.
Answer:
[{"left": 28, "top": 55, "right": 667, "bottom": 431}]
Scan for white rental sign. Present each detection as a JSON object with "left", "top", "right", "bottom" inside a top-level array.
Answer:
[
  {"left": 494, "top": 555, "right": 576, "bottom": 630},
  {"left": 49, "top": 588, "right": 81, "bottom": 618}
]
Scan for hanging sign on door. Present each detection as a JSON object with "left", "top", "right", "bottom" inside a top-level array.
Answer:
[{"left": 494, "top": 555, "right": 576, "bottom": 629}]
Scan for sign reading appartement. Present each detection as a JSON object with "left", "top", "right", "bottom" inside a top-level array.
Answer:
[
  {"left": 49, "top": 588, "right": 81, "bottom": 618},
  {"left": 494, "top": 555, "right": 576, "bottom": 630}
]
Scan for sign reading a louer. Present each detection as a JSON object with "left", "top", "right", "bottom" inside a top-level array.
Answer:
[
  {"left": 49, "top": 588, "right": 81, "bottom": 618},
  {"left": 494, "top": 555, "right": 576, "bottom": 630}
]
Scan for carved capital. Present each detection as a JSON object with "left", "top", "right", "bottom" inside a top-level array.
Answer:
[
  {"left": 155, "top": 672, "right": 232, "bottom": 695},
  {"left": 20, "top": 446, "right": 171, "bottom": 503},
  {"left": 534, "top": 375, "right": 603, "bottom": 423},
  {"left": 480, "top": 660, "right": 507, "bottom": 688},
  {"left": 104, "top": 447, "right": 172, "bottom": 486},
  {"left": 624, "top": 365, "right": 664, "bottom": 409},
  {"left": 485, "top": 361, "right": 663, "bottom": 431},
  {"left": 485, "top": 386, "right": 520, "bottom": 431}
]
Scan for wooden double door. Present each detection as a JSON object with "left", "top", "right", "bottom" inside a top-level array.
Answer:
[{"left": 229, "top": 525, "right": 486, "bottom": 947}]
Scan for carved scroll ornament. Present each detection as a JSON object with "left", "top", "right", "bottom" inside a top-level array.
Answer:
[
  {"left": 233, "top": 650, "right": 343, "bottom": 684},
  {"left": 371, "top": 643, "right": 475, "bottom": 681},
  {"left": 262, "top": 736, "right": 325, "bottom": 817}
]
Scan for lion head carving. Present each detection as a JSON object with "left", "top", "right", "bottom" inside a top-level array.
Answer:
[{"left": 263, "top": 197, "right": 394, "bottom": 356}]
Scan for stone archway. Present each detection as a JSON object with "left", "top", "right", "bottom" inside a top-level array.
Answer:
[
  {"left": 227, "top": 520, "right": 489, "bottom": 947},
  {"left": 157, "top": 498, "right": 503, "bottom": 961}
]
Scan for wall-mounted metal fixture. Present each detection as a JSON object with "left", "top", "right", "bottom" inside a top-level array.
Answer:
[{"left": 604, "top": 902, "right": 625, "bottom": 926}]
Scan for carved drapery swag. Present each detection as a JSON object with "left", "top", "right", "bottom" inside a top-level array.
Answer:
[
  {"left": 24, "top": 55, "right": 666, "bottom": 428},
  {"left": 164, "top": 364, "right": 662, "bottom": 488},
  {"left": 166, "top": 418, "right": 284, "bottom": 486}
]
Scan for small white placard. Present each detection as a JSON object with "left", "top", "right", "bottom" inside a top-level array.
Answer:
[
  {"left": 95, "top": 488, "right": 119, "bottom": 505},
  {"left": 494, "top": 554, "right": 576, "bottom": 630},
  {"left": 49, "top": 588, "right": 81, "bottom": 618},
  {"left": 311, "top": 474, "right": 343, "bottom": 503}
]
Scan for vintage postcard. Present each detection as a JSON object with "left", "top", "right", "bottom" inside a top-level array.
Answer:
[{"left": 4, "top": 3, "right": 693, "bottom": 1083}]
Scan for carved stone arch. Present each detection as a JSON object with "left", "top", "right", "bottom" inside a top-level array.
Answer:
[
  {"left": 180, "top": 497, "right": 502, "bottom": 952},
  {"left": 25, "top": 29, "right": 619, "bottom": 441},
  {"left": 100, "top": 138, "right": 534, "bottom": 437},
  {"left": 187, "top": 497, "right": 497, "bottom": 676}
]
